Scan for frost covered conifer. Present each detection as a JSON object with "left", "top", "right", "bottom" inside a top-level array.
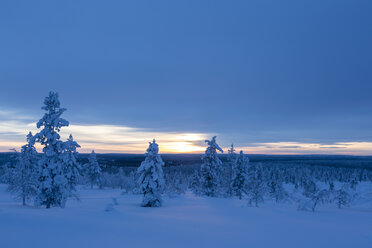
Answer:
[
  {"left": 227, "top": 144, "right": 237, "bottom": 163},
  {"left": 333, "top": 184, "right": 352, "bottom": 209},
  {"left": 6, "top": 132, "right": 38, "bottom": 205},
  {"left": 225, "top": 144, "right": 237, "bottom": 195},
  {"left": 298, "top": 181, "right": 329, "bottom": 212},
  {"left": 231, "top": 151, "right": 249, "bottom": 199},
  {"left": 190, "top": 170, "right": 202, "bottom": 195},
  {"left": 62, "top": 134, "right": 81, "bottom": 197},
  {"left": 137, "top": 139, "right": 165, "bottom": 207},
  {"left": 246, "top": 164, "right": 266, "bottom": 207},
  {"left": 34, "top": 91, "right": 72, "bottom": 208},
  {"left": 271, "top": 180, "right": 288, "bottom": 203},
  {"left": 199, "top": 136, "right": 223, "bottom": 197},
  {"left": 85, "top": 150, "right": 102, "bottom": 189}
]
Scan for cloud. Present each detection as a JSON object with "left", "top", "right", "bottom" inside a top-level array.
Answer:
[
  {"left": 1, "top": 108, "right": 372, "bottom": 155},
  {"left": 0, "top": 118, "right": 210, "bottom": 153},
  {"left": 320, "top": 146, "right": 347, "bottom": 149},
  {"left": 238, "top": 142, "right": 372, "bottom": 155},
  {"left": 0, "top": 109, "right": 35, "bottom": 121}
]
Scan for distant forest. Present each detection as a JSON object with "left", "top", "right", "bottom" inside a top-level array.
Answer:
[{"left": 2, "top": 152, "right": 372, "bottom": 170}]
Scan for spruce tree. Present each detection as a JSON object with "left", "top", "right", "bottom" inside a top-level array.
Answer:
[
  {"left": 199, "top": 136, "right": 223, "bottom": 197},
  {"left": 6, "top": 132, "right": 38, "bottom": 205},
  {"left": 137, "top": 139, "right": 165, "bottom": 207},
  {"left": 271, "top": 179, "right": 288, "bottom": 203},
  {"left": 226, "top": 144, "right": 237, "bottom": 195},
  {"left": 246, "top": 164, "right": 266, "bottom": 207},
  {"left": 227, "top": 144, "right": 237, "bottom": 163},
  {"left": 333, "top": 184, "right": 352, "bottom": 208},
  {"left": 231, "top": 151, "right": 249, "bottom": 199},
  {"left": 62, "top": 134, "right": 81, "bottom": 198},
  {"left": 34, "top": 91, "right": 72, "bottom": 208},
  {"left": 85, "top": 150, "right": 102, "bottom": 189}
]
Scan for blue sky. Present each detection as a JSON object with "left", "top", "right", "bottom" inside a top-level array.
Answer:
[{"left": 0, "top": 0, "right": 372, "bottom": 154}]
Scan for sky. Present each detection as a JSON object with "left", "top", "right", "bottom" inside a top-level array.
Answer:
[{"left": 0, "top": 0, "right": 372, "bottom": 154}]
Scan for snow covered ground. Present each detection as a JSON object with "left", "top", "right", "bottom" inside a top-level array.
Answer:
[{"left": 0, "top": 184, "right": 371, "bottom": 248}]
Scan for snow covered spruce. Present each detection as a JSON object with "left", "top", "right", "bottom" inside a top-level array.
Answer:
[
  {"left": 85, "top": 150, "right": 102, "bottom": 189},
  {"left": 33, "top": 91, "right": 82, "bottom": 208},
  {"left": 231, "top": 151, "right": 249, "bottom": 200},
  {"left": 137, "top": 139, "right": 165, "bottom": 207},
  {"left": 3, "top": 92, "right": 83, "bottom": 208},
  {"left": 199, "top": 136, "right": 223, "bottom": 197},
  {"left": 4, "top": 132, "right": 38, "bottom": 205}
]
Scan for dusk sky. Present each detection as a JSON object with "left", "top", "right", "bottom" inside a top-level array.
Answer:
[{"left": 1, "top": 0, "right": 372, "bottom": 154}]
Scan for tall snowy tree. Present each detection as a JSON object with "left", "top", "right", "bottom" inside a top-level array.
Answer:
[
  {"left": 5, "top": 132, "right": 38, "bottom": 205},
  {"left": 199, "top": 136, "right": 223, "bottom": 197},
  {"left": 231, "top": 151, "right": 249, "bottom": 199},
  {"left": 62, "top": 134, "right": 81, "bottom": 198},
  {"left": 34, "top": 91, "right": 72, "bottom": 208},
  {"left": 227, "top": 144, "right": 237, "bottom": 164},
  {"left": 225, "top": 144, "right": 237, "bottom": 195},
  {"left": 137, "top": 139, "right": 165, "bottom": 207},
  {"left": 85, "top": 150, "right": 102, "bottom": 189}
]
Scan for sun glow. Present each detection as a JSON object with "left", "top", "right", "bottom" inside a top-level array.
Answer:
[{"left": 162, "top": 142, "right": 205, "bottom": 153}]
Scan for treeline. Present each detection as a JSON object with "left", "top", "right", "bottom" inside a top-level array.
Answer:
[{"left": 89, "top": 139, "right": 372, "bottom": 211}]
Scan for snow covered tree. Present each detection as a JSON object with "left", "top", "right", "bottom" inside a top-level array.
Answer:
[
  {"left": 333, "top": 184, "right": 352, "bottom": 209},
  {"left": 34, "top": 91, "right": 72, "bottom": 208},
  {"left": 6, "top": 132, "right": 38, "bottom": 205},
  {"left": 270, "top": 180, "right": 288, "bottom": 203},
  {"left": 246, "top": 164, "right": 266, "bottom": 207},
  {"left": 298, "top": 181, "right": 329, "bottom": 212},
  {"left": 349, "top": 173, "right": 358, "bottom": 190},
  {"left": 199, "top": 136, "right": 223, "bottom": 197},
  {"left": 231, "top": 151, "right": 248, "bottom": 199},
  {"left": 298, "top": 189, "right": 329, "bottom": 212},
  {"left": 226, "top": 144, "right": 237, "bottom": 195},
  {"left": 164, "top": 171, "right": 186, "bottom": 197},
  {"left": 190, "top": 170, "right": 202, "bottom": 195},
  {"left": 62, "top": 134, "right": 81, "bottom": 198},
  {"left": 85, "top": 150, "right": 102, "bottom": 189},
  {"left": 267, "top": 169, "right": 288, "bottom": 203},
  {"left": 227, "top": 144, "right": 236, "bottom": 162},
  {"left": 137, "top": 139, "right": 165, "bottom": 207}
]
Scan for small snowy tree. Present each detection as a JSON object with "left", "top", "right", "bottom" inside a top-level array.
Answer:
[
  {"left": 85, "top": 150, "right": 102, "bottom": 189},
  {"left": 231, "top": 151, "right": 249, "bottom": 199},
  {"left": 199, "top": 136, "right": 223, "bottom": 197},
  {"left": 164, "top": 171, "right": 186, "bottom": 197},
  {"left": 333, "top": 184, "right": 352, "bottom": 209},
  {"left": 62, "top": 134, "right": 81, "bottom": 198},
  {"left": 246, "top": 164, "right": 266, "bottom": 207},
  {"left": 6, "top": 132, "right": 38, "bottom": 205},
  {"left": 271, "top": 180, "right": 288, "bottom": 203},
  {"left": 137, "top": 139, "right": 165, "bottom": 207},
  {"left": 227, "top": 144, "right": 237, "bottom": 163},
  {"left": 34, "top": 91, "right": 71, "bottom": 208},
  {"left": 298, "top": 181, "right": 329, "bottom": 212},
  {"left": 190, "top": 170, "right": 202, "bottom": 195}
]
